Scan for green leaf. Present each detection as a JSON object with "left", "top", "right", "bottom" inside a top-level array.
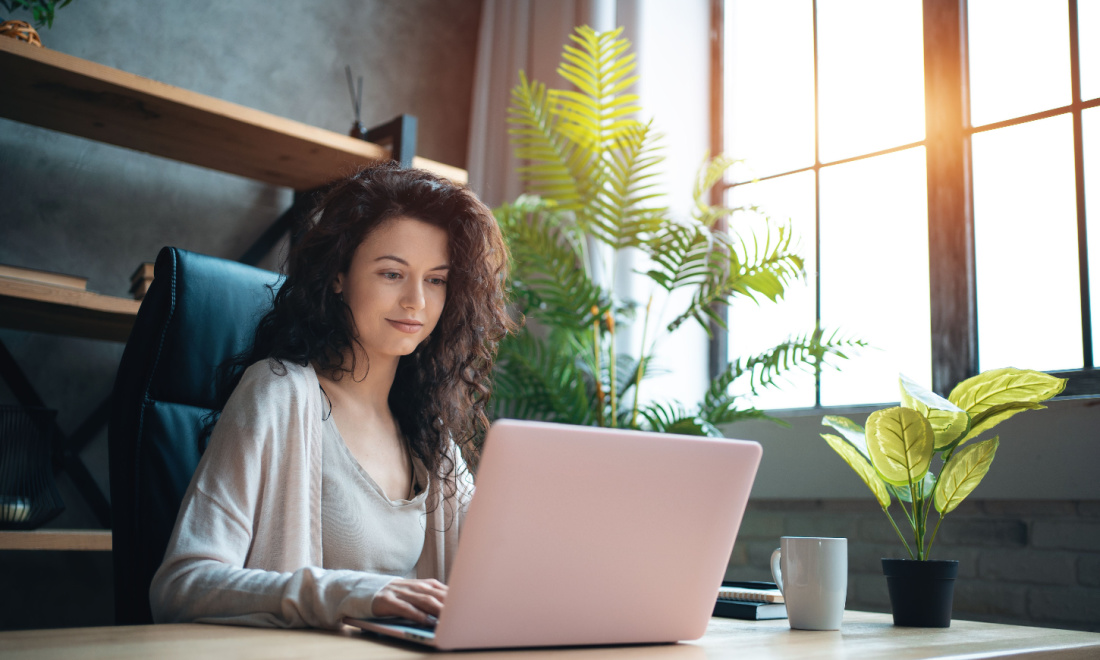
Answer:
[
  {"left": 640, "top": 402, "right": 722, "bottom": 437},
  {"left": 948, "top": 368, "right": 1066, "bottom": 414},
  {"left": 948, "top": 368, "right": 1066, "bottom": 445},
  {"left": 822, "top": 433, "right": 892, "bottom": 509},
  {"left": 821, "top": 415, "right": 870, "bottom": 460},
  {"left": 898, "top": 375, "right": 970, "bottom": 450},
  {"left": 934, "top": 436, "right": 999, "bottom": 515},
  {"left": 956, "top": 401, "right": 1045, "bottom": 447},
  {"left": 865, "top": 407, "right": 935, "bottom": 486}
]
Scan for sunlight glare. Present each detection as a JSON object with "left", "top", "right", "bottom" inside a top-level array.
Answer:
[
  {"left": 973, "top": 115, "right": 1082, "bottom": 371},
  {"left": 1082, "top": 0, "right": 1100, "bottom": 102},
  {"left": 818, "top": 148, "right": 931, "bottom": 406},
  {"left": 725, "top": 0, "right": 815, "bottom": 181},
  {"left": 727, "top": 172, "right": 817, "bottom": 409},
  {"left": 968, "top": 0, "right": 1071, "bottom": 126},
  {"left": 816, "top": 0, "right": 925, "bottom": 162}
]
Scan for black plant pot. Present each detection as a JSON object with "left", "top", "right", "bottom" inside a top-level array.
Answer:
[{"left": 882, "top": 558, "right": 959, "bottom": 627}]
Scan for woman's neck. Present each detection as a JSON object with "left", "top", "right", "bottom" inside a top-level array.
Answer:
[{"left": 319, "top": 350, "right": 399, "bottom": 417}]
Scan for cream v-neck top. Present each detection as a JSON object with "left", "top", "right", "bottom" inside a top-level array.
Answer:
[{"left": 320, "top": 413, "right": 428, "bottom": 577}]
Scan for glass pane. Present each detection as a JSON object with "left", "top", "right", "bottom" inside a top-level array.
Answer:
[
  {"left": 1086, "top": 107, "right": 1100, "bottom": 362},
  {"left": 819, "top": 148, "right": 931, "bottom": 406},
  {"left": 973, "top": 115, "right": 1082, "bottom": 371},
  {"left": 968, "top": 0, "right": 1071, "bottom": 126},
  {"left": 727, "top": 171, "right": 817, "bottom": 409},
  {"left": 1082, "top": 0, "right": 1100, "bottom": 101},
  {"left": 817, "top": 0, "right": 925, "bottom": 162},
  {"left": 725, "top": 0, "right": 815, "bottom": 181}
]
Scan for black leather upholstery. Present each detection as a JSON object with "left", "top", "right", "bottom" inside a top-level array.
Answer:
[{"left": 108, "top": 247, "right": 281, "bottom": 625}]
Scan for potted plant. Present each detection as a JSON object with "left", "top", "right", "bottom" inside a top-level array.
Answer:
[
  {"left": 491, "top": 25, "right": 864, "bottom": 434},
  {"left": 820, "top": 368, "right": 1066, "bottom": 627}
]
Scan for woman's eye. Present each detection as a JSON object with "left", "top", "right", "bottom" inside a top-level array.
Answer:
[
  {"left": 381, "top": 272, "right": 401, "bottom": 280},
  {"left": 429, "top": 277, "right": 448, "bottom": 286}
]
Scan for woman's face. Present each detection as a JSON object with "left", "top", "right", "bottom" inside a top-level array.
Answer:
[{"left": 334, "top": 216, "right": 449, "bottom": 361}]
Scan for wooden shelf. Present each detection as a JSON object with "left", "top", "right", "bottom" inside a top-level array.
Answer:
[
  {"left": 0, "top": 39, "right": 467, "bottom": 189},
  {"left": 0, "top": 276, "right": 140, "bottom": 342},
  {"left": 0, "top": 529, "right": 111, "bottom": 551}
]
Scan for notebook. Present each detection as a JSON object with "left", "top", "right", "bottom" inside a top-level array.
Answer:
[
  {"left": 345, "top": 418, "right": 763, "bottom": 650},
  {"left": 718, "top": 580, "right": 784, "bottom": 603},
  {"left": 714, "top": 581, "right": 787, "bottom": 621}
]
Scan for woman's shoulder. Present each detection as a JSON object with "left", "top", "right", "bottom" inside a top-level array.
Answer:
[
  {"left": 236, "top": 358, "right": 314, "bottom": 389},
  {"left": 227, "top": 358, "right": 319, "bottom": 415}
]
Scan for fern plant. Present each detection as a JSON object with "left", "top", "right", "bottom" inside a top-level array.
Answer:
[{"left": 491, "top": 26, "right": 864, "bottom": 435}]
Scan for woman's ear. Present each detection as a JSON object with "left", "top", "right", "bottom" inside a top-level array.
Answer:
[{"left": 333, "top": 274, "right": 344, "bottom": 295}]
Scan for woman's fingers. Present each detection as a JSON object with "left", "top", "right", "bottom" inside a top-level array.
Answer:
[{"left": 372, "top": 578, "right": 449, "bottom": 622}]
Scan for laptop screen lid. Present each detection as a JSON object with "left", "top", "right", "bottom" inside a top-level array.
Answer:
[{"left": 427, "top": 419, "right": 762, "bottom": 650}]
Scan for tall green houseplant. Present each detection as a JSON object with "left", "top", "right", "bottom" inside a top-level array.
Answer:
[{"left": 490, "top": 26, "right": 863, "bottom": 435}]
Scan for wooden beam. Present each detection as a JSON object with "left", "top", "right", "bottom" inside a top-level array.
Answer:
[{"left": 0, "top": 39, "right": 466, "bottom": 189}]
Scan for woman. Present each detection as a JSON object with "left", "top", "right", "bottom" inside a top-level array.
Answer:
[{"left": 150, "top": 163, "right": 514, "bottom": 629}]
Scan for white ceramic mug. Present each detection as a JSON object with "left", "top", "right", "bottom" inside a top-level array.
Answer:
[{"left": 770, "top": 536, "right": 847, "bottom": 630}]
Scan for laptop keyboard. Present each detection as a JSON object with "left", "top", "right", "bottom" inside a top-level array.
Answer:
[{"left": 388, "top": 617, "right": 437, "bottom": 632}]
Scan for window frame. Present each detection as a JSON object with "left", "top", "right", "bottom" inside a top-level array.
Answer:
[{"left": 711, "top": 0, "right": 1100, "bottom": 401}]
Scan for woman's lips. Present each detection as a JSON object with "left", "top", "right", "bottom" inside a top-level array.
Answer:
[{"left": 387, "top": 319, "right": 423, "bottom": 334}]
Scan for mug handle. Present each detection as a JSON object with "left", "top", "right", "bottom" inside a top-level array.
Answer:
[{"left": 770, "top": 548, "right": 784, "bottom": 594}]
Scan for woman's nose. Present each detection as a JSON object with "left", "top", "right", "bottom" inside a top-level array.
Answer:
[{"left": 402, "top": 281, "right": 426, "bottom": 310}]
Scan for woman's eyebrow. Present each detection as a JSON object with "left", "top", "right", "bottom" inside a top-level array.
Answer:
[{"left": 374, "top": 255, "right": 449, "bottom": 270}]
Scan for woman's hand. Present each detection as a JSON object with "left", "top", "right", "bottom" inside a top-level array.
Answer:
[{"left": 371, "top": 578, "right": 448, "bottom": 624}]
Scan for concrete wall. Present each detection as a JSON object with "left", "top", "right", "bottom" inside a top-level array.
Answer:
[{"left": 0, "top": 0, "right": 481, "bottom": 630}]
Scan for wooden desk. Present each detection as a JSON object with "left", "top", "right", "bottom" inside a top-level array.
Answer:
[{"left": 2, "top": 612, "right": 1099, "bottom": 659}]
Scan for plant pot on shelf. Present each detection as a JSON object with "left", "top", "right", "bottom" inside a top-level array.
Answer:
[
  {"left": 882, "top": 558, "right": 959, "bottom": 628},
  {"left": 0, "top": 20, "right": 42, "bottom": 46},
  {"left": 0, "top": 405, "right": 65, "bottom": 529}
]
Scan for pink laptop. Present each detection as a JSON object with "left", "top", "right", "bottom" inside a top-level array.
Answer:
[{"left": 345, "top": 418, "right": 762, "bottom": 650}]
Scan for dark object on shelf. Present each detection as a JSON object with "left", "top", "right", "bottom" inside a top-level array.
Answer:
[
  {"left": 0, "top": 404, "right": 64, "bottom": 529},
  {"left": 109, "top": 246, "right": 282, "bottom": 625},
  {"left": 129, "top": 262, "right": 154, "bottom": 301},
  {"left": 882, "top": 558, "right": 959, "bottom": 628}
]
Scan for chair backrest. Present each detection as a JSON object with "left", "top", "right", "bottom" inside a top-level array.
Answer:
[{"left": 108, "top": 247, "right": 281, "bottom": 625}]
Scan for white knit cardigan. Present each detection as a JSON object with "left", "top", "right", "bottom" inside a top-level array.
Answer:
[{"left": 149, "top": 359, "right": 472, "bottom": 628}]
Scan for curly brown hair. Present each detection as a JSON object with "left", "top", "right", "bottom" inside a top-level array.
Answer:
[{"left": 215, "top": 162, "right": 515, "bottom": 495}]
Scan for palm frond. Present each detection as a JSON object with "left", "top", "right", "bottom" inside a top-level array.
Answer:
[
  {"left": 495, "top": 199, "right": 608, "bottom": 329},
  {"left": 643, "top": 222, "right": 717, "bottom": 293},
  {"left": 639, "top": 401, "right": 722, "bottom": 437},
  {"left": 589, "top": 120, "right": 669, "bottom": 248},
  {"left": 691, "top": 153, "right": 755, "bottom": 228},
  {"left": 492, "top": 331, "right": 594, "bottom": 425},
  {"left": 507, "top": 71, "right": 593, "bottom": 212},
  {"left": 666, "top": 219, "right": 805, "bottom": 334}
]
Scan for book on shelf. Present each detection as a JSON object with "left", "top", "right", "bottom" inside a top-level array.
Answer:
[
  {"left": 0, "top": 263, "right": 87, "bottom": 290},
  {"left": 713, "top": 581, "right": 787, "bottom": 621},
  {"left": 129, "top": 262, "right": 154, "bottom": 300}
]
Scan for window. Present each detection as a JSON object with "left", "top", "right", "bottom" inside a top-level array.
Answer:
[{"left": 718, "top": 0, "right": 1100, "bottom": 406}]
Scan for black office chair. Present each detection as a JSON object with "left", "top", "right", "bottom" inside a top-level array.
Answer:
[{"left": 108, "top": 247, "right": 281, "bottom": 625}]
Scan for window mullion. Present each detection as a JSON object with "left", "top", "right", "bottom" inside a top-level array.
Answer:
[
  {"left": 923, "top": 0, "right": 976, "bottom": 395},
  {"left": 1069, "top": 0, "right": 1094, "bottom": 368}
]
